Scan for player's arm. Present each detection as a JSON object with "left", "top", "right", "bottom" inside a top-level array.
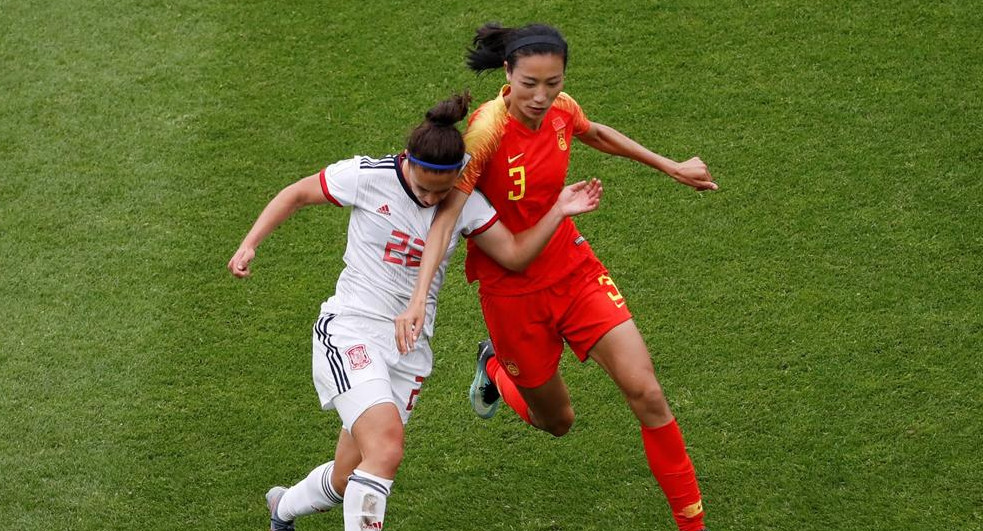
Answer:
[
  {"left": 394, "top": 188, "right": 469, "bottom": 353},
  {"left": 472, "top": 179, "right": 602, "bottom": 272},
  {"left": 227, "top": 174, "right": 330, "bottom": 277},
  {"left": 576, "top": 121, "right": 718, "bottom": 191}
]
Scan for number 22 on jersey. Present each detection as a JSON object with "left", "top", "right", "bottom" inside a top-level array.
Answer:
[{"left": 383, "top": 230, "right": 424, "bottom": 267}]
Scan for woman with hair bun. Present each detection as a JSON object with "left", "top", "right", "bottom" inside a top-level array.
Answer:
[
  {"left": 228, "top": 92, "right": 603, "bottom": 531},
  {"left": 395, "top": 24, "right": 716, "bottom": 531}
]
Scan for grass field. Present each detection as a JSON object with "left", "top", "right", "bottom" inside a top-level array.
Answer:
[{"left": 2, "top": 0, "right": 981, "bottom": 529}]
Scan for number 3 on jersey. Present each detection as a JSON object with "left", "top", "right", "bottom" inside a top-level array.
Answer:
[
  {"left": 508, "top": 165, "right": 526, "bottom": 201},
  {"left": 384, "top": 230, "right": 424, "bottom": 267}
]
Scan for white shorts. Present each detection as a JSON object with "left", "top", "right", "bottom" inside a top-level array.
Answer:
[{"left": 311, "top": 312, "right": 432, "bottom": 430}]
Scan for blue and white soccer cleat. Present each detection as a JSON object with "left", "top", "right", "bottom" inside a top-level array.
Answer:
[
  {"left": 266, "top": 486, "right": 295, "bottom": 531},
  {"left": 469, "top": 339, "right": 501, "bottom": 419}
]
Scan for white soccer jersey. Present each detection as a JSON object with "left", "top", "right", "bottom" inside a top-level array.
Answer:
[{"left": 317, "top": 154, "right": 498, "bottom": 338}]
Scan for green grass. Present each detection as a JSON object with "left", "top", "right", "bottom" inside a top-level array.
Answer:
[{"left": 2, "top": 0, "right": 981, "bottom": 529}]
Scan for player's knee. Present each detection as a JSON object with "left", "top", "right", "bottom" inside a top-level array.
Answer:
[
  {"left": 546, "top": 421, "right": 572, "bottom": 437},
  {"left": 380, "top": 443, "right": 405, "bottom": 469},
  {"left": 626, "top": 380, "right": 668, "bottom": 415},
  {"left": 364, "top": 440, "right": 404, "bottom": 473},
  {"left": 330, "top": 467, "right": 350, "bottom": 496},
  {"left": 540, "top": 408, "right": 575, "bottom": 437},
  {"left": 359, "top": 426, "right": 405, "bottom": 474}
]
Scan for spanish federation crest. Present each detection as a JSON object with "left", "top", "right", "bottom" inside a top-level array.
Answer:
[{"left": 346, "top": 345, "right": 372, "bottom": 370}]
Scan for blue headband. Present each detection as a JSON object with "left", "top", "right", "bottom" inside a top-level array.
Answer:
[{"left": 407, "top": 154, "right": 465, "bottom": 171}]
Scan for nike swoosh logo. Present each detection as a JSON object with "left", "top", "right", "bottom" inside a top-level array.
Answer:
[{"left": 507, "top": 153, "right": 524, "bottom": 164}]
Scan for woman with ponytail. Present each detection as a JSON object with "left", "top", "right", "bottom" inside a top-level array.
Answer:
[
  {"left": 395, "top": 24, "right": 715, "bottom": 531},
  {"left": 228, "top": 92, "right": 603, "bottom": 531}
]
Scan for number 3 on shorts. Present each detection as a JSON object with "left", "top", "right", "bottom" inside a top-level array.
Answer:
[{"left": 597, "top": 274, "right": 626, "bottom": 308}]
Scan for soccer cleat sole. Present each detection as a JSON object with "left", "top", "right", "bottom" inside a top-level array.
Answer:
[{"left": 469, "top": 340, "right": 500, "bottom": 419}]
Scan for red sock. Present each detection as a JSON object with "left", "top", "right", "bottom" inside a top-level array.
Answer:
[
  {"left": 641, "top": 419, "right": 705, "bottom": 531},
  {"left": 485, "top": 356, "right": 532, "bottom": 424}
]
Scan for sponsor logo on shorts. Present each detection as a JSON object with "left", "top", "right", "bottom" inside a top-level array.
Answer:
[
  {"left": 504, "top": 360, "right": 521, "bottom": 377},
  {"left": 345, "top": 345, "right": 372, "bottom": 370}
]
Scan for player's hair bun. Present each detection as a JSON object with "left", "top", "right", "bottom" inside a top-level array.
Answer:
[
  {"left": 425, "top": 91, "right": 472, "bottom": 127},
  {"left": 406, "top": 91, "right": 471, "bottom": 171}
]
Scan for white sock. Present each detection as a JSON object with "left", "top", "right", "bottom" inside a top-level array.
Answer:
[
  {"left": 343, "top": 469, "right": 393, "bottom": 531},
  {"left": 277, "top": 461, "right": 344, "bottom": 521}
]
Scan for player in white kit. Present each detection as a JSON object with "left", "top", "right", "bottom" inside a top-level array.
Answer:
[{"left": 227, "top": 93, "right": 602, "bottom": 531}]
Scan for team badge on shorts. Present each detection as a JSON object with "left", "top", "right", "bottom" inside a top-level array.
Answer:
[
  {"left": 345, "top": 345, "right": 372, "bottom": 370},
  {"left": 504, "top": 360, "right": 521, "bottom": 377}
]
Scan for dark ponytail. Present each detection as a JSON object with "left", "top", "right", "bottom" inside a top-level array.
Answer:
[
  {"left": 466, "top": 22, "right": 568, "bottom": 73},
  {"left": 406, "top": 91, "right": 472, "bottom": 171}
]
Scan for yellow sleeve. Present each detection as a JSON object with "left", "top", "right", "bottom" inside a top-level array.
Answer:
[
  {"left": 456, "top": 96, "right": 509, "bottom": 194},
  {"left": 553, "top": 92, "right": 590, "bottom": 135}
]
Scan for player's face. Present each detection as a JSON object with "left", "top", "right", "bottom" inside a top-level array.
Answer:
[
  {"left": 407, "top": 166, "right": 456, "bottom": 207},
  {"left": 505, "top": 53, "right": 565, "bottom": 130}
]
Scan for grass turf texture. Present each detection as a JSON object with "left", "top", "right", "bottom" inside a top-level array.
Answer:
[{"left": 1, "top": 0, "right": 981, "bottom": 529}]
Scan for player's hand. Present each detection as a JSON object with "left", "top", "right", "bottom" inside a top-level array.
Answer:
[
  {"left": 227, "top": 245, "right": 256, "bottom": 278},
  {"left": 557, "top": 178, "right": 603, "bottom": 217},
  {"left": 395, "top": 299, "right": 426, "bottom": 354},
  {"left": 670, "top": 157, "right": 717, "bottom": 191}
]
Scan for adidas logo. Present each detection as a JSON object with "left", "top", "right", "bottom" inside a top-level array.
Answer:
[{"left": 376, "top": 204, "right": 391, "bottom": 216}]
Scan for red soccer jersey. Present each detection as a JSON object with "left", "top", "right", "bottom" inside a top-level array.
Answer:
[{"left": 457, "top": 85, "right": 594, "bottom": 295}]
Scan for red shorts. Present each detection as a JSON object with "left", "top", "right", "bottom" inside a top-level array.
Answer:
[{"left": 479, "top": 258, "right": 633, "bottom": 388}]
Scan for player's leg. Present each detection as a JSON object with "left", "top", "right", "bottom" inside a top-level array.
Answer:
[
  {"left": 474, "top": 290, "right": 573, "bottom": 435},
  {"left": 588, "top": 320, "right": 672, "bottom": 426},
  {"left": 560, "top": 262, "right": 706, "bottom": 531},
  {"left": 265, "top": 313, "right": 356, "bottom": 530},
  {"left": 515, "top": 371, "right": 576, "bottom": 436},
  {"left": 588, "top": 321, "right": 705, "bottom": 531},
  {"left": 332, "top": 332, "right": 429, "bottom": 531},
  {"left": 271, "top": 428, "right": 356, "bottom": 523},
  {"left": 480, "top": 352, "right": 575, "bottom": 436},
  {"left": 340, "top": 399, "right": 403, "bottom": 531},
  {"left": 269, "top": 313, "right": 403, "bottom": 530},
  {"left": 330, "top": 428, "right": 361, "bottom": 495}
]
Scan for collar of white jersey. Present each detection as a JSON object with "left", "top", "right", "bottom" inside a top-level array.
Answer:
[{"left": 395, "top": 152, "right": 428, "bottom": 208}]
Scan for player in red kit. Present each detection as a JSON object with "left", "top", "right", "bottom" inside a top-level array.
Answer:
[{"left": 394, "top": 23, "right": 718, "bottom": 531}]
